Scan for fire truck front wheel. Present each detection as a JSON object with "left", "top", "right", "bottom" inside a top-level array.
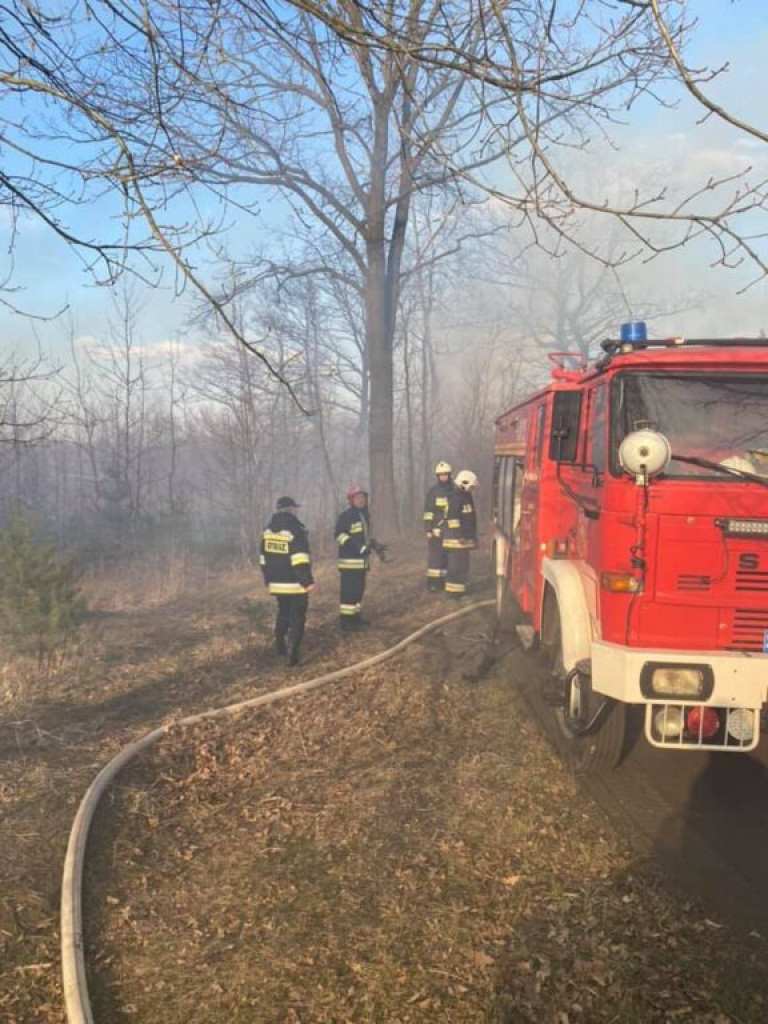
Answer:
[
  {"left": 544, "top": 603, "right": 626, "bottom": 774},
  {"left": 558, "top": 675, "right": 627, "bottom": 775}
]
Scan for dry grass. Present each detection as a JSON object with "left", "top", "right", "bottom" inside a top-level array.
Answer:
[
  {"left": 86, "top": 627, "right": 768, "bottom": 1024},
  {"left": 0, "top": 544, "right": 457, "bottom": 1022},
  {"left": 3, "top": 546, "right": 768, "bottom": 1023},
  {"left": 78, "top": 550, "right": 207, "bottom": 612}
]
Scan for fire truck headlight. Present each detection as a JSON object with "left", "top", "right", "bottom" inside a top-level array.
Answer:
[
  {"left": 652, "top": 668, "right": 705, "bottom": 697},
  {"left": 640, "top": 663, "right": 713, "bottom": 700},
  {"left": 726, "top": 708, "right": 755, "bottom": 744}
]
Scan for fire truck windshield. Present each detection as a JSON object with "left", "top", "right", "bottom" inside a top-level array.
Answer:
[{"left": 611, "top": 372, "right": 768, "bottom": 479}]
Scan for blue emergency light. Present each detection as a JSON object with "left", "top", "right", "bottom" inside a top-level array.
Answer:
[{"left": 620, "top": 321, "right": 648, "bottom": 343}]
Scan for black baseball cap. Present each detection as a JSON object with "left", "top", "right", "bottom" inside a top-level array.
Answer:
[{"left": 276, "top": 496, "right": 300, "bottom": 509}]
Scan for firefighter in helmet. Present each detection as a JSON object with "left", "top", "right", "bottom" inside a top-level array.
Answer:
[
  {"left": 423, "top": 460, "right": 455, "bottom": 591},
  {"left": 335, "top": 484, "right": 376, "bottom": 628},
  {"left": 442, "top": 470, "right": 478, "bottom": 597},
  {"left": 260, "top": 496, "right": 315, "bottom": 666}
]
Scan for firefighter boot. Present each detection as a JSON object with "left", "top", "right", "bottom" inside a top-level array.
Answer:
[{"left": 287, "top": 642, "right": 301, "bottom": 667}]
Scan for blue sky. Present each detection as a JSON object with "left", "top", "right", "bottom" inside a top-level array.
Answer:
[{"left": 4, "top": 1, "right": 768, "bottom": 366}]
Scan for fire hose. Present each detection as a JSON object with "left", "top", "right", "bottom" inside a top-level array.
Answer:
[{"left": 60, "top": 598, "right": 494, "bottom": 1024}]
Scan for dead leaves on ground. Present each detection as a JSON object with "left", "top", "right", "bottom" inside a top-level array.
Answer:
[{"left": 87, "top": 638, "right": 768, "bottom": 1024}]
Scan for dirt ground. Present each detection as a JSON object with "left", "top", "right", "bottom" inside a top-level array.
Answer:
[{"left": 3, "top": 546, "right": 768, "bottom": 1023}]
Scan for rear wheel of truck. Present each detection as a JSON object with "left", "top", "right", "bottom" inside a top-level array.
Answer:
[{"left": 543, "top": 600, "right": 626, "bottom": 775}]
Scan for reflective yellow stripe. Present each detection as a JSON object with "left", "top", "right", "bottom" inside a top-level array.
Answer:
[
  {"left": 338, "top": 559, "right": 366, "bottom": 570},
  {"left": 269, "top": 582, "right": 305, "bottom": 595},
  {"left": 423, "top": 512, "right": 434, "bottom": 521},
  {"left": 445, "top": 582, "right": 466, "bottom": 593},
  {"left": 350, "top": 523, "right": 363, "bottom": 533},
  {"left": 336, "top": 532, "right": 350, "bottom": 545},
  {"left": 426, "top": 569, "right": 446, "bottom": 578},
  {"left": 291, "top": 552, "right": 310, "bottom": 566},
  {"left": 447, "top": 519, "right": 460, "bottom": 528},
  {"left": 340, "top": 604, "right": 358, "bottom": 616},
  {"left": 435, "top": 498, "right": 448, "bottom": 508},
  {"left": 259, "top": 555, "right": 266, "bottom": 565}
]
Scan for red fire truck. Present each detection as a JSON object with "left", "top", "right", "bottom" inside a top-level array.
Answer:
[{"left": 493, "top": 324, "right": 768, "bottom": 772}]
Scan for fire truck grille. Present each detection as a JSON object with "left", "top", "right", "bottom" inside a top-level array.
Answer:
[
  {"left": 735, "top": 569, "right": 768, "bottom": 591},
  {"left": 726, "top": 609, "right": 768, "bottom": 651},
  {"left": 676, "top": 574, "right": 711, "bottom": 591}
]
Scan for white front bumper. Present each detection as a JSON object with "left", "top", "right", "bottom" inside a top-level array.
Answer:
[{"left": 591, "top": 640, "right": 768, "bottom": 708}]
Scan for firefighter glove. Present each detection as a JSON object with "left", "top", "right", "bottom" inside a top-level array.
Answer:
[{"left": 371, "top": 540, "right": 391, "bottom": 563}]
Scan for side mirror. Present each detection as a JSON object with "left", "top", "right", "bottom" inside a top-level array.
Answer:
[{"left": 549, "top": 391, "right": 582, "bottom": 463}]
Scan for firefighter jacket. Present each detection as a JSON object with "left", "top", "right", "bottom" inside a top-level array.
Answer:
[
  {"left": 260, "top": 511, "right": 314, "bottom": 595},
  {"left": 442, "top": 489, "right": 478, "bottom": 550},
  {"left": 423, "top": 480, "right": 455, "bottom": 536},
  {"left": 335, "top": 506, "right": 371, "bottom": 571}
]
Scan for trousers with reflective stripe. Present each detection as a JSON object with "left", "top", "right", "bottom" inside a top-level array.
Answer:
[
  {"left": 445, "top": 548, "right": 470, "bottom": 594},
  {"left": 339, "top": 567, "right": 366, "bottom": 616},
  {"left": 426, "top": 535, "right": 447, "bottom": 583}
]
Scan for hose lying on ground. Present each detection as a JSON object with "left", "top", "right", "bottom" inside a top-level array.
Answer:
[{"left": 60, "top": 599, "right": 494, "bottom": 1024}]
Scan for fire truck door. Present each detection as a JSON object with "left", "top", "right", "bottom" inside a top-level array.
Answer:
[
  {"left": 518, "top": 402, "right": 547, "bottom": 610},
  {"left": 582, "top": 384, "right": 607, "bottom": 566}
]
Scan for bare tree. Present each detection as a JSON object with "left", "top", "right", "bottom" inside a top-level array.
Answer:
[
  {"left": 490, "top": 226, "right": 694, "bottom": 363},
  {"left": 3, "top": 1, "right": 768, "bottom": 533},
  {"left": 170, "top": 2, "right": 506, "bottom": 529},
  {"left": 293, "top": 2, "right": 768, "bottom": 281},
  {"left": 0, "top": 2, "right": 302, "bottom": 399},
  {"left": 0, "top": 349, "right": 61, "bottom": 514}
]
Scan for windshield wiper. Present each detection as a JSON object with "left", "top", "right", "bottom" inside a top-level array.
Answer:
[{"left": 670, "top": 453, "right": 768, "bottom": 489}]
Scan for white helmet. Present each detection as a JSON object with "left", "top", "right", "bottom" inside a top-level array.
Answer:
[
  {"left": 435, "top": 460, "right": 452, "bottom": 475},
  {"left": 455, "top": 469, "right": 478, "bottom": 491}
]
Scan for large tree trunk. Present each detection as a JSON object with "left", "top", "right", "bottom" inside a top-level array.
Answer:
[
  {"left": 364, "top": 94, "right": 399, "bottom": 535},
  {"left": 365, "top": 258, "right": 398, "bottom": 535},
  {"left": 402, "top": 318, "right": 417, "bottom": 527}
]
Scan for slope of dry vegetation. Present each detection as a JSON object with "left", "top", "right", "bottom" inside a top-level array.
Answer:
[
  {"left": 3, "top": 549, "right": 768, "bottom": 1023},
  {"left": 1, "top": 549, "right": 435, "bottom": 1022}
]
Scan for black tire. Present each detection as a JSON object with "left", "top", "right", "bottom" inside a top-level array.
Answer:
[{"left": 543, "top": 598, "right": 626, "bottom": 775}]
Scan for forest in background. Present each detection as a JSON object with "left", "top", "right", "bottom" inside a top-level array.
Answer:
[
  {"left": 3, "top": 238, "right": 656, "bottom": 565},
  {"left": 1, "top": 0, "right": 764, "bottom": 564}
]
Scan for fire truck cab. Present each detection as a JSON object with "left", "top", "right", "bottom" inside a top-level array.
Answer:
[{"left": 493, "top": 325, "right": 768, "bottom": 772}]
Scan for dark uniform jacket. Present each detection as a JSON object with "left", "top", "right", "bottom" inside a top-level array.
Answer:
[
  {"left": 423, "top": 480, "right": 455, "bottom": 535},
  {"left": 442, "top": 489, "right": 477, "bottom": 550},
  {"left": 260, "top": 511, "right": 313, "bottom": 595},
  {"left": 335, "top": 506, "right": 371, "bottom": 571}
]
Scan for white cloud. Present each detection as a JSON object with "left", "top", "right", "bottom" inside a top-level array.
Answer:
[{"left": 73, "top": 333, "right": 203, "bottom": 364}]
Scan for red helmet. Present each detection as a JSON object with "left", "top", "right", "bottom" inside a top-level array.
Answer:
[{"left": 346, "top": 483, "right": 368, "bottom": 502}]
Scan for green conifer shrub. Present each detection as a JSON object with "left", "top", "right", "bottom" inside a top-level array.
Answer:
[{"left": 0, "top": 512, "right": 86, "bottom": 663}]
